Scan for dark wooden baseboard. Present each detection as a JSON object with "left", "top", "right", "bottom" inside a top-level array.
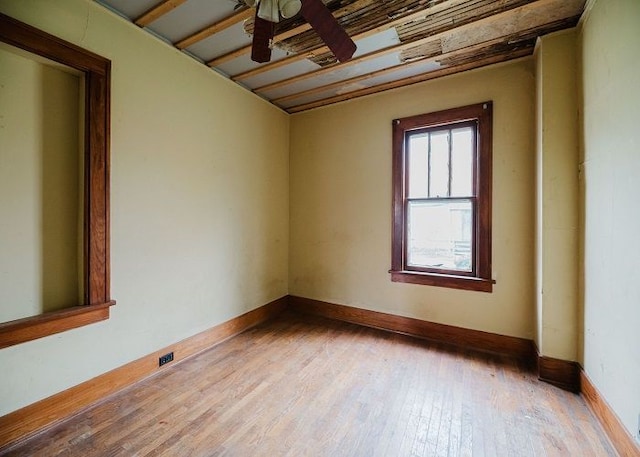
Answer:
[
  {"left": 0, "top": 296, "right": 288, "bottom": 452},
  {"left": 538, "top": 355, "right": 581, "bottom": 393},
  {"left": 4, "top": 294, "right": 636, "bottom": 456},
  {"left": 290, "top": 296, "right": 639, "bottom": 455},
  {"left": 288, "top": 295, "right": 536, "bottom": 362},
  {"left": 289, "top": 297, "right": 585, "bottom": 391},
  {"left": 581, "top": 371, "right": 640, "bottom": 457}
]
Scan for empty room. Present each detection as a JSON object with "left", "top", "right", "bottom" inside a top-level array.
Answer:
[{"left": 0, "top": 0, "right": 638, "bottom": 455}]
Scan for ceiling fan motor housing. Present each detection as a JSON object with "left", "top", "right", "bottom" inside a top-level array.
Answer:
[
  {"left": 245, "top": 0, "right": 302, "bottom": 22},
  {"left": 279, "top": 0, "right": 302, "bottom": 18}
]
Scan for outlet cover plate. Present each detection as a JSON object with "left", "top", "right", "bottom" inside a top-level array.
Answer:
[{"left": 159, "top": 352, "right": 174, "bottom": 367}]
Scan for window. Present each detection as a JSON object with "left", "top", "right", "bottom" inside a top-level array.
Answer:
[
  {"left": 0, "top": 13, "right": 114, "bottom": 349},
  {"left": 390, "top": 102, "right": 493, "bottom": 292}
]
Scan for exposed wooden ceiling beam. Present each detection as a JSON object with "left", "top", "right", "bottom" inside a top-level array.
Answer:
[
  {"left": 275, "top": 17, "right": 584, "bottom": 107},
  {"left": 255, "top": 48, "right": 390, "bottom": 93},
  {"left": 249, "top": 0, "right": 582, "bottom": 89},
  {"left": 272, "top": 59, "right": 442, "bottom": 105},
  {"left": 271, "top": 36, "right": 523, "bottom": 105},
  {"left": 233, "top": 52, "right": 309, "bottom": 79},
  {"left": 206, "top": 41, "right": 254, "bottom": 67},
  {"left": 228, "top": 0, "right": 496, "bottom": 80},
  {"left": 175, "top": 8, "right": 253, "bottom": 50},
  {"left": 255, "top": 2, "right": 518, "bottom": 94},
  {"left": 287, "top": 48, "right": 532, "bottom": 113},
  {"left": 135, "top": 0, "right": 188, "bottom": 27}
]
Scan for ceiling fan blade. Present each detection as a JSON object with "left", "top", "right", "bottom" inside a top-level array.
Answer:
[
  {"left": 251, "top": 11, "right": 275, "bottom": 63},
  {"left": 300, "top": 0, "right": 356, "bottom": 63}
]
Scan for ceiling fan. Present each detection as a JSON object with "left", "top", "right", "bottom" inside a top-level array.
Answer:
[{"left": 242, "top": 0, "right": 357, "bottom": 63}]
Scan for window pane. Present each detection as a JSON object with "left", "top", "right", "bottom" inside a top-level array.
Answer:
[
  {"left": 407, "top": 134, "right": 428, "bottom": 198},
  {"left": 407, "top": 200, "right": 473, "bottom": 272},
  {"left": 451, "top": 127, "right": 474, "bottom": 197},
  {"left": 429, "top": 130, "right": 449, "bottom": 197}
]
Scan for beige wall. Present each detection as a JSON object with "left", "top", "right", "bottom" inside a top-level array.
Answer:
[
  {"left": 0, "top": 46, "right": 82, "bottom": 321},
  {"left": 580, "top": 0, "right": 640, "bottom": 440},
  {"left": 0, "top": 0, "right": 289, "bottom": 416},
  {"left": 290, "top": 60, "right": 536, "bottom": 339},
  {"left": 2, "top": 0, "right": 637, "bottom": 443},
  {"left": 534, "top": 31, "right": 580, "bottom": 361}
]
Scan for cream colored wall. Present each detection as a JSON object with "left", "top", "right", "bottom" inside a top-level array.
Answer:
[
  {"left": 534, "top": 31, "right": 580, "bottom": 361},
  {"left": 580, "top": 0, "right": 640, "bottom": 440},
  {"left": 0, "top": 46, "right": 81, "bottom": 321},
  {"left": 0, "top": 0, "right": 289, "bottom": 416},
  {"left": 5, "top": 0, "right": 636, "bottom": 438},
  {"left": 290, "top": 61, "right": 536, "bottom": 338}
]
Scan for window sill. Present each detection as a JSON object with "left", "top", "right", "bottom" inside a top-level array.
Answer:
[
  {"left": 0, "top": 301, "right": 115, "bottom": 349},
  {"left": 390, "top": 270, "right": 493, "bottom": 292}
]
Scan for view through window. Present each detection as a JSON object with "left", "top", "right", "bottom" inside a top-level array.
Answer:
[{"left": 406, "top": 123, "right": 475, "bottom": 272}]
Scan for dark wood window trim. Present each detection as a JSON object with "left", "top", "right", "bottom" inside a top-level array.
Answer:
[
  {"left": 0, "top": 13, "right": 114, "bottom": 349},
  {"left": 390, "top": 102, "right": 493, "bottom": 292}
]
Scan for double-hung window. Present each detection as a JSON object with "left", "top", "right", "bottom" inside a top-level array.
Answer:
[{"left": 391, "top": 102, "right": 493, "bottom": 292}]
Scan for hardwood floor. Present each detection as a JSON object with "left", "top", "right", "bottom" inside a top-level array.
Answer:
[{"left": 2, "top": 312, "right": 617, "bottom": 456}]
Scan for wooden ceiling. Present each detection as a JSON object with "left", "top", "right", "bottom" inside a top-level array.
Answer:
[{"left": 96, "top": 0, "right": 585, "bottom": 113}]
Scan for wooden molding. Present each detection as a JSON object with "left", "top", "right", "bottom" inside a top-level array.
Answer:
[
  {"left": 581, "top": 371, "right": 640, "bottom": 457},
  {"left": 390, "top": 271, "right": 494, "bottom": 292},
  {"left": 537, "top": 355, "right": 581, "bottom": 393},
  {"left": 0, "top": 296, "right": 288, "bottom": 452},
  {"left": 289, "top": 297, "right": 586, "bottom": 394},
  {"left": 288, "top": 296, "right": 534, "bottom": 361},
  {"left": 3, "top": 294, "right": 638, "bottom": 456},
  {"left": 0, "top": 302, "right": 115, "bottom": 350},
  {"left": 0, "top": 13, "right": 113, "bottom": 348},
  {"left": 390, "top": 102, "right": 493, "bottom": 293},
  {"left": 0, "top": 296, "right": 640, "bottom": 457}
]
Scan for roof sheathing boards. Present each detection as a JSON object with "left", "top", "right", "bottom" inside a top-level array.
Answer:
[
  {"left": 252, "top": 29, "right": 401, "bottom": 96},
  {"left": 276, "top": 57, "right": 446, "bottom": 109},
  {"left": 260, "top": 53, "right": 402, "bottom": 99},
  {"left": 93, "top": 0, "right": 586, "bottom": 113},
  {"left": 275, "top": 0, "right": 446, "bottom": 65},
  {"left": 395, "top": 0, "right": 534, "bottom": 43}
]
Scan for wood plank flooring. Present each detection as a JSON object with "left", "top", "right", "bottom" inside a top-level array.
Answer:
[{"left": 1, "top": 312, "right": 617, "bottom": 456}]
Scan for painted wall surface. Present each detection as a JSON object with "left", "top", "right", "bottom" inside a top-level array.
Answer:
[
  {"left": 0, "top": 46, "right": 82, "bottom": 321},
  {"left": 580, "top": 0, "right": 640, "bottom": 439},
  {"left": 534, "top": 31, "right": 579, "bottom": 361},
  {"left": 3, "top": 1, "right": 636, "bottom": 444},
  {"left": 0, "top": 0, "right": 289, "bottom": 416},
  {"left": 290, "top": 61, "right": 536, "bottom": 339}
]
